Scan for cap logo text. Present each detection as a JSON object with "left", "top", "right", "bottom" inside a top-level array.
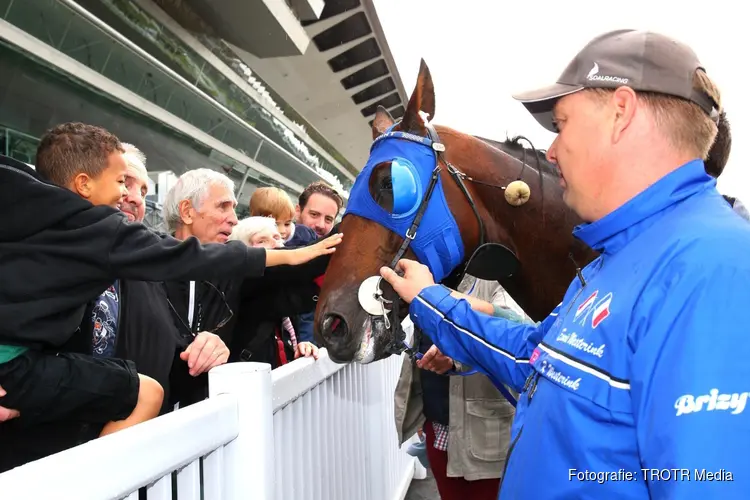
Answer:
[{"left": 587, "top": 62, "right": 629, "bottom": 85}]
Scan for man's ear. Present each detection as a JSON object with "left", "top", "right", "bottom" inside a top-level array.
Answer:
[
  {"left": 178, "top": 199, "right": 195, "bottom": 225},
  {"left": 295, "top": 204, "right": 301, "bottom": 220},
  {"left": 71, "top": 173, "right": 93, "bottom": 199},
  {"left": 611, "top": 86, "right": 638, "bottom": 143}
]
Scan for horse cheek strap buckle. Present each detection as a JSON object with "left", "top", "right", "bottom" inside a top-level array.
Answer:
[{"left": 357, "top": 275, "right": 415, "bottom": 357}]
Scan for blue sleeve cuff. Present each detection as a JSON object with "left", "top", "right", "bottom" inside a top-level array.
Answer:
[{"left": 409, "top": 284, "right": 457, "bottom": 333}]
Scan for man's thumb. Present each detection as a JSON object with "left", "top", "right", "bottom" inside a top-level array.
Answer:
[{"left": 380, "top": 266, "right": 398, "bottom": 282}]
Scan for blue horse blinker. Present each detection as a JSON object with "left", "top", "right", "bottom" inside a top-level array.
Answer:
[{"left": 344, "top": 128, "right": 465, "bottom": 282}]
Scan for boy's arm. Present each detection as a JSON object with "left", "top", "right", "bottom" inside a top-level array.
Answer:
[
  {"left": 265, "top": 233, "right": 342, "bottom": 267},
  {"left": 107, "top": 219, "right": 266, "bottom": 281},
  {"left": 108, "top": 219, "right": 341, "bottom": 282}
]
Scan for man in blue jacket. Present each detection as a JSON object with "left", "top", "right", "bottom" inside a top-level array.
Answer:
[{"left": 380, "top": 30, "right": 750, "bottom": 499}]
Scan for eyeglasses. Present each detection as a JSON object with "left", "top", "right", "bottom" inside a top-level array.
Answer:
[{"left": 166, "top": 280, "right": 234, "bottom": 337}]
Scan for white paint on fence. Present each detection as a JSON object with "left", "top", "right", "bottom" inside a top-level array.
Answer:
[
  {"left": 0, "top": 349, "right": 419, "bottom": 500},
  {"left": 0, "top": 393, "right": 239, "bottom": 499}
]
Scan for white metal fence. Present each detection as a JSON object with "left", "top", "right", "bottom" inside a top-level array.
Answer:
[{"left": 0, "top": 349, "right": 420, "bottom": 500}]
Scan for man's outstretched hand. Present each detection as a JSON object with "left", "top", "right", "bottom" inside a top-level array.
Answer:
[{"left": 379, "top": 259, "right": 436, "bottom": 304}]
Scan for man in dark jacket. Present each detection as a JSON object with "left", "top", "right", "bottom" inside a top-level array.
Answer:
[
  {"left": 86, "top": 145, "right": 228, "bottom": 410},
  {"left": 160, "top": 170, "right": 333, "bottom": 402}
]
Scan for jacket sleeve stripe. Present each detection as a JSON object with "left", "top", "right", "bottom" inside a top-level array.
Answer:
[
  {"left": 538, "top": 342, "right": 631, "bottom": 389},
  {"left": 414, "top": 295, "right": 530, "bottom": 364}
]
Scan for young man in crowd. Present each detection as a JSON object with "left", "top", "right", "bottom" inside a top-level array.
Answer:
[
  {"left": 287, "top": 181, "right": 345, "bottom": 343},
  {"left": 293, "top": 180, "right": 344, "bottom": 240}
]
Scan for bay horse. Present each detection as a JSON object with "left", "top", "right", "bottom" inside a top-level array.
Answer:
[{"left": 314, "top": 59, "right": 730, "bottom": 364}]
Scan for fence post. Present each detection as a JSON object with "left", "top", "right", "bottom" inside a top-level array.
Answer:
[{"left": 209, "top": 362, "right": 274, "bottom": 500}]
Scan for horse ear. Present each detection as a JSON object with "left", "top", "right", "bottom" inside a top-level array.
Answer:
[
  {"left": 400, "top": 59, "right": 436, "bottom": 133},
  {"left": 372, "top": 105, "right": 395, "bottom": 139}
]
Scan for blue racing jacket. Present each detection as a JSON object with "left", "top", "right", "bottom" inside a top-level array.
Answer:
[{"left": 410, "top": 159, "right": 750, "bottom": 499}]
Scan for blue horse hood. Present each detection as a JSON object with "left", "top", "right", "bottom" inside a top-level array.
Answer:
[{"left": 344, "top": 132, "right": 464, "bottom": 282}]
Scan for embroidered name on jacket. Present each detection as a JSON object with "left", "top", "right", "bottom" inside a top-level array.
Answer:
[{"left": 531, "top": 283, "right": 632, "bottom": 414}]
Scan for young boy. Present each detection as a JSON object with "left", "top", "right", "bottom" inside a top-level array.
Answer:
[
  {"left": 0, "top": 123, "right": 341, "bottom": 447},
  {"left": 248, "top": 187, "right": 321, "bottom": 344},
  {"left": 249, "top": 186, "right": 317, "bottom": 247}
]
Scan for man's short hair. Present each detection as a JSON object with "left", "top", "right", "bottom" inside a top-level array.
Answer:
[
  {"left": 250, "top": 187, "right": 295, "bottom": 220},
  {"left": 36, "top": 122, "right": 124, "bottom": 187},
  {"left": 298, "top": 181, "right": 344, "bottom": 212},
  {"left": 229, "top": 216, "right": 282, "bottom": 247},
  {"left": 162, "top": 168, "right": 236, "bottom": 232},
  {"left": 588, "top": 68, "right": 721, "bottom": 160}
]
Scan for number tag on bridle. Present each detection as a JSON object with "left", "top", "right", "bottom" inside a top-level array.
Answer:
[{"left": 358, "top": 276, "right": 390, "bottom": 316}]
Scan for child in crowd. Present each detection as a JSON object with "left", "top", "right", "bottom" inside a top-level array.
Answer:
[
  {"left": 249, "top": 187, "right": 317, "bottom": 248},
  {"left": 0, "top": 123, "right": 340, "bottom": 451},
  {"left": 249, "top": 187, "right": 320, "bottom": 344}
]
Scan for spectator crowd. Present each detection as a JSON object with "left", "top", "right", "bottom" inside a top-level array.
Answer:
[{"left": 0, "top": 121, "right": 344, "bottom": 471}]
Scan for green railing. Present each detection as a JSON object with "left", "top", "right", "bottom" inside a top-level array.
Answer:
[
  {"left": 0, "top": 0, "right": 351, "bottom": 194},
  {"left": 98, "top": 0, "right": 355, "bottom": 189}
]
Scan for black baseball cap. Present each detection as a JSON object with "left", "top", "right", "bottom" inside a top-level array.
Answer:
[{"left": 513, "top": 29, "right": 720, "bottom": 132}]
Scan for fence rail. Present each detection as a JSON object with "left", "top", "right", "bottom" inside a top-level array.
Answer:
[{"left": 0, "top": 349, "right": 418, "bottom": 500}]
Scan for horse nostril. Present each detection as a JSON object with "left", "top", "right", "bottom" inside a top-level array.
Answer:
[{"left": 322, "top": 313, "right": 349, "bottom": 339}]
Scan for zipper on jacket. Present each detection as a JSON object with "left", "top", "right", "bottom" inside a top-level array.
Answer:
[
  {"left": 498, "top": 371, "right": 541, "bottom": 496},
  {"left": 498, "top": 427, "right": 523, "bottom": 496},
  {"left": 498, "top": 258, "right": 602, "bottom": 496}
]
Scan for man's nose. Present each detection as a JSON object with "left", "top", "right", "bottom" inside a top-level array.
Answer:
[
  {"left": 126, "top": 192, "right": 144, "bottom": 206},
  {"left": 546, "top": 140, "right": 558, "bottom": 164},
  {"left": 228, "top": 211, "right": 239, "bottom": 226}
]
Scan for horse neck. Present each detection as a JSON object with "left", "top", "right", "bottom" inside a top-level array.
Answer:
[{"left": 467, "top": 145, "right": 595, "bottom": 321}]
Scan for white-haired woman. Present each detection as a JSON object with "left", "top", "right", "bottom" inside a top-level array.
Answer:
[{"left": 229, "top": 217, "right": 319, "bottom": 367}]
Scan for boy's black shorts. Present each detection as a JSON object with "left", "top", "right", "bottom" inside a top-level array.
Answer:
[{"left": 0, "top": 350, "right": 140, "bottom": 428}]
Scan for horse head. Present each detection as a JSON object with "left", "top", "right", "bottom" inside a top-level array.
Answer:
[{"left": 315, "top": 59, "right": 598, "bottom": 364}]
